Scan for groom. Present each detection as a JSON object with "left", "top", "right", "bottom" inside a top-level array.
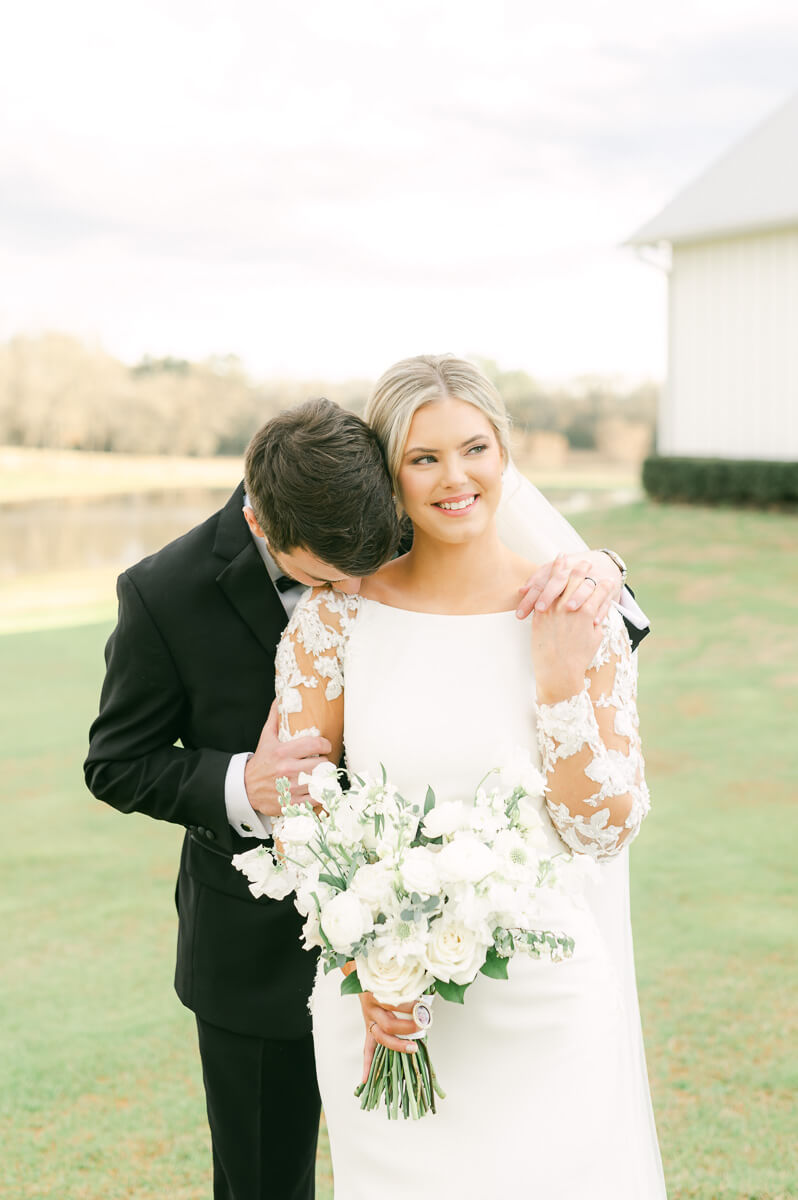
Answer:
[{"left": 84, "top": 397, "right": 646, "bottom": 1200}]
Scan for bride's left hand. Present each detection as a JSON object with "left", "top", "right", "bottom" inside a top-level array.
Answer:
[{"left": 358, "top": 992, "right": 419, "bottom": 1083}]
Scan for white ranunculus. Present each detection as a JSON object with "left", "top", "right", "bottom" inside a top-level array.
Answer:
[
  {"left": 398, "top": 846, "right": 441, "bottom": 898},
  {"left": 421, "top": 801, "right": 473, "bottom": 839},
  {"left": 298, "top": 762, "right": 343, "bottom": 807},
  {"left": 436, "top": 836, "right": 496, "bottom": 884},
  {"left": 350, "top": 862, "right": 397, "bottom": 913},
  {"left": 424, "top": 915, "right": 490, "bottom": 984},
  {"left": 356, "top": 940, "right": 432, "bottom": 1006},
  {"left": 231, "top": 847, "right": 297, "bottom": 901},
  {"left": 319, "top": 891, "right": 373, "bottom": 954}
]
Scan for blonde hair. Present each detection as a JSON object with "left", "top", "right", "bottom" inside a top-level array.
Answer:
[{"left": 364, "top": 354, "right": 511, "bottom": 489}]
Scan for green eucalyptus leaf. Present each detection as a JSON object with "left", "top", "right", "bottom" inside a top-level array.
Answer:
[{"left": 318, "top": 872, "right": 345, "bottom": 889}]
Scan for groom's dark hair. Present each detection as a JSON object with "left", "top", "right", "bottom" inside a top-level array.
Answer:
[{"left": 244, "top": 398, "right": 401, "bottom": 575}]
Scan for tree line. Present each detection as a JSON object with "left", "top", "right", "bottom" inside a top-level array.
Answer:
[{"left": 0, "top": 334, "right": 657, "bottom": 457}]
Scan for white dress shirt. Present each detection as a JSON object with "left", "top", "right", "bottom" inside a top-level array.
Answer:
[{"left": 224, "top": 500, "right": 306, "bottom": 840}]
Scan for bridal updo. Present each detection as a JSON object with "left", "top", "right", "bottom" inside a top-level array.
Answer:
[{"left": 364, "top": 355, "right": 511, "bottom": 488}]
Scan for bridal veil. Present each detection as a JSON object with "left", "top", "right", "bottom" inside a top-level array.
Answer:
[{"left": 497, "top": 460, "right": 667, "bottom": 1195}]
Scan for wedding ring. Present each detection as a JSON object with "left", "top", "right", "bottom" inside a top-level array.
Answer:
[
  {"left": 412, "top": 1000, "right": 433, "bottom": 1030},
  {"left": 584, "top": 576, "right": 598, "bottom": 589}
]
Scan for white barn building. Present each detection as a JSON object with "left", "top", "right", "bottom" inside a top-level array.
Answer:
[{"left": 629, "top": 92, "right": 798, "bottom": 463}]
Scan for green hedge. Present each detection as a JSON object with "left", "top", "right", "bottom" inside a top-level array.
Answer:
[{"left": 642, "top": 455, "right": 798, "bottom": 508}]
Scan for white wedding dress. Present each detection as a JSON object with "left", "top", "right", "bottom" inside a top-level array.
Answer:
[{"left": 276, "top": 591, "right": 667, "bottom": 1199}]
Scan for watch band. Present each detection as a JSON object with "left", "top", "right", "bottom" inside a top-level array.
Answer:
[{"left": 597, "top": 548, "right": 627, "bottom": 587}]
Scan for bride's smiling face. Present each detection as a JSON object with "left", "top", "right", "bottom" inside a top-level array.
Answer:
[{"left": 397, "top": 396, "right": 504, "bottom": 543}]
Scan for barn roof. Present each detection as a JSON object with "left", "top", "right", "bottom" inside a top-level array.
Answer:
[{"left": 628, "top": 91, "right": 798, "bottom": 247}]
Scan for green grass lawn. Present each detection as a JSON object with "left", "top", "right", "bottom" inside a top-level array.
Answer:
[{"left": 1, "top": 501, "right": 796, "bottom": 1199}]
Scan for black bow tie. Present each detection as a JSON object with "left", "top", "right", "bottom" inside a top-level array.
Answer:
[{"left": 274, "top": 574, "right": 300, "bottom": 593}]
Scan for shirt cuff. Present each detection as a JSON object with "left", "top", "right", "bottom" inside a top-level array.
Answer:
[
  {"left": 225, "top": 752, "right": 273, "bottom": 839},
  {"left": 614, "top": 586, "right": 650, "bottom": 633}
]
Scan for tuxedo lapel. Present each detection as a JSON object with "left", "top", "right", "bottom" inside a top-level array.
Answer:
[{"left": 213, "top": 483, "right": 288, "bottom": 656}]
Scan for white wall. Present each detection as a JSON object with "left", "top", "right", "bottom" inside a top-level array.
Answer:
[{"left": 662, "top": 226, "right": 798, "bottom": 460}]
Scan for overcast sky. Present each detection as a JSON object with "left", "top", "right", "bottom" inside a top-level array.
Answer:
[{"left": 1, "top": 0, "right": 796, "bottom": 381}]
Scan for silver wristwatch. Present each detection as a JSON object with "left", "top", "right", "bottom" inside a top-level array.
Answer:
[{"left": 598, "top": 548, "right": 627, "bottom": 587}]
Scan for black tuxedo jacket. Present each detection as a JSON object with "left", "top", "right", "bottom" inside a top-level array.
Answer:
[{"left": 85, "top": 483, "right": 318, "bottom": 1038}]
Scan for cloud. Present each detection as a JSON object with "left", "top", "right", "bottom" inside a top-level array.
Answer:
[{"left": 0, "top": 0, "right": 795, "bottom": 375}]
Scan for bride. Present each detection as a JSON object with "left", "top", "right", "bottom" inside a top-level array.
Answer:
[{"left": 275, "top": 355, "right": 666, "bottom": 1198}]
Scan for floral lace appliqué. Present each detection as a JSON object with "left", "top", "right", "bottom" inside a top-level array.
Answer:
[
  {"left": 275, "top": 589, "right": 361, "bottom": 740},
  {"left": 535, "top": 609, "right": 650, "bottom": 861}
]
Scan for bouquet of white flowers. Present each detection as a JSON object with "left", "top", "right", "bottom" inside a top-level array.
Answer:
[{"left": 233, "top": 759, "right": 587, "bottom": 1120}]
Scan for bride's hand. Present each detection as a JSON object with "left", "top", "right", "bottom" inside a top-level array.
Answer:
[
  {"left": 531, "top": 572, "right": 616, "bottom": 705},
  {"left": 517, "top": 552, "right": 621, "bottom": 621},
  {"left": 358, "top": 992, "right": 419, "bottom": 1083}
]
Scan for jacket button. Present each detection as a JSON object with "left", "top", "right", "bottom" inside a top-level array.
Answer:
[
  {"left": 196, "top": 826, "right": 205, "bottom": 836},
  {"left": 204, "top": 828, "right": 216, "bottom": 841}
]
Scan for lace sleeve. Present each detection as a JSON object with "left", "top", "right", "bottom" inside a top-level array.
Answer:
[
  {"left": 535, "top": 607, "right": 650, "bottom": 861},
  {"left": 274, "top": 588, "right": 360, "bottom": 759}
]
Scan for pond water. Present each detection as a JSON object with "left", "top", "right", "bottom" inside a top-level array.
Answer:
[
  {"left": 1, "top": 488, "right": 233, "bottom": 578},
  {"left": 0, "top": 484, "right": 641, "bottom": 579}
]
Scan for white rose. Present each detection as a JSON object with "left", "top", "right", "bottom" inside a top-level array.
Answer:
[
  {"left": 231, "top": 847, "right": 296, "bottom": 901},
  {"left": 356, "top": 940, "right": 432, "bottom": 1006},
  {"left": 399, "top": 847, "right": 441, "bottom": 897},
  {"left": 436, "top": 836, "right": 496, "bottom": 884},
  {"left": 424, "top": 915, "right": 490, "bottom": 984},
  {"left": 422, "top": 801, "right": 472, "bottom": 839},
  {"left": 349, "top": 862, "right": 397, "bottom": 913},
  {"left": 319, "top": 891, "right": 373, "bottom": 954}
]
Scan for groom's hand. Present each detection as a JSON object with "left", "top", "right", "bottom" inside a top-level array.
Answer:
[
  {"left": 244, "top": 701, "right": 332, "bottom": 818},
  {"left": 516, "top": 551, "right": 622, "bottom": 622}
]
